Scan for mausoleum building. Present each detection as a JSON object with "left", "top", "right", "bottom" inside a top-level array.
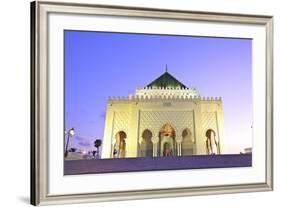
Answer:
[{"left": 101, "top": 68, "right": 225, "bottom": 158}]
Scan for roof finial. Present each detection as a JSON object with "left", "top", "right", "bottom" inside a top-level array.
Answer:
[{"left": 165, "top": 64, "right": 168, "bottom": 72}]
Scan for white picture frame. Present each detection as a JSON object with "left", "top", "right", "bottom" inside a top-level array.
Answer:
[{"left": 30, "top": 1, "right": 273, "bottom": 205}]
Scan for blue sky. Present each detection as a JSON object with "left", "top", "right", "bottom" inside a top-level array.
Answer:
[{"left": 65, "top": 30, "right": 252, "bottom": 153}]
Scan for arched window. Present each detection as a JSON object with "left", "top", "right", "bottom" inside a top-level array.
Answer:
[
  {"left": 140, "top": 129, "right": 153, "bottom": 157},
  {"left": 159, "top": 124, "right": 176, "bottom": 156},
  {"left": 113, "top": 131, "right": 127, "bottom": 158},
  {"left": 182, "top": 128, "right": 194, "bottom": 156},
  {"left": 205, "top": 129, "right": 218, "bottom": 155}
]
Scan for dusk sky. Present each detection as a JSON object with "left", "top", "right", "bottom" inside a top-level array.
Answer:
[{"left": 65, "top": 30, "right": 252, "bottom": 154}]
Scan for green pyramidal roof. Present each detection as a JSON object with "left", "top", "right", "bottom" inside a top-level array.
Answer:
[{"left": 146, "top": 71, "right": 188, "bottom": 89}]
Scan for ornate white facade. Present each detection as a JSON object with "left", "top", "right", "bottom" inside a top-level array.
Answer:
[{"left": 101, "top": 70, "right": 225, "bottom": 158}]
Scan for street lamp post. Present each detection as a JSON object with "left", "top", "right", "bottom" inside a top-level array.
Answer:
[{"left": 64, "top": 128, "right": 75, "bottom": 158}]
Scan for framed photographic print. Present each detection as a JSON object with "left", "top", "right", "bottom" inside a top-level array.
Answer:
[{"left": 31, "top": 0, "right": 273, "bottom": 205}]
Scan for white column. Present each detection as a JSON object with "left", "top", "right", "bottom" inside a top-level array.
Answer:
[
  {"left": 153, "top": 143, "right": 158, "bottom": 157},
  {"left": 176, "top": 142, "right": 181, "bottom": 156},
  {"left": 175, "top": 136, "right": 183, "bottom": 156},
  {"left": 152, "top": 136, "right": 159, "bottom": 157}
]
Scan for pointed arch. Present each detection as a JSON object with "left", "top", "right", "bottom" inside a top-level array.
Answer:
[
  {"left": 205, "top": 129, "right": 218, "bottom": 155},
  {"left": 140, "top": 129, "right": 153, "bottom": 157},
  {"left": 181, "top": 128, "right": 194, "bottom": 155},
  {"left": 159, "top": 123, "right": 176, "bottom": 156},
  {"left": 113, "top": 131, "right": 127, "bottom": 158}
]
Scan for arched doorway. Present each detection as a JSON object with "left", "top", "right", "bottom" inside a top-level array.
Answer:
[
  {"left": 140, "top": 129, "right": 153, "bottom": 157},
  {"left": 205, "top": 129, "right": 218, "bottom": 155},
  {"left": 159, "top": 124, "right": 175, "bottom": 156},
  {"left": 182, "top": 128, "right": 194, "bottom": 156},
  {"left": 113, "top": 131, "right": 127, "bottom": 158}
]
